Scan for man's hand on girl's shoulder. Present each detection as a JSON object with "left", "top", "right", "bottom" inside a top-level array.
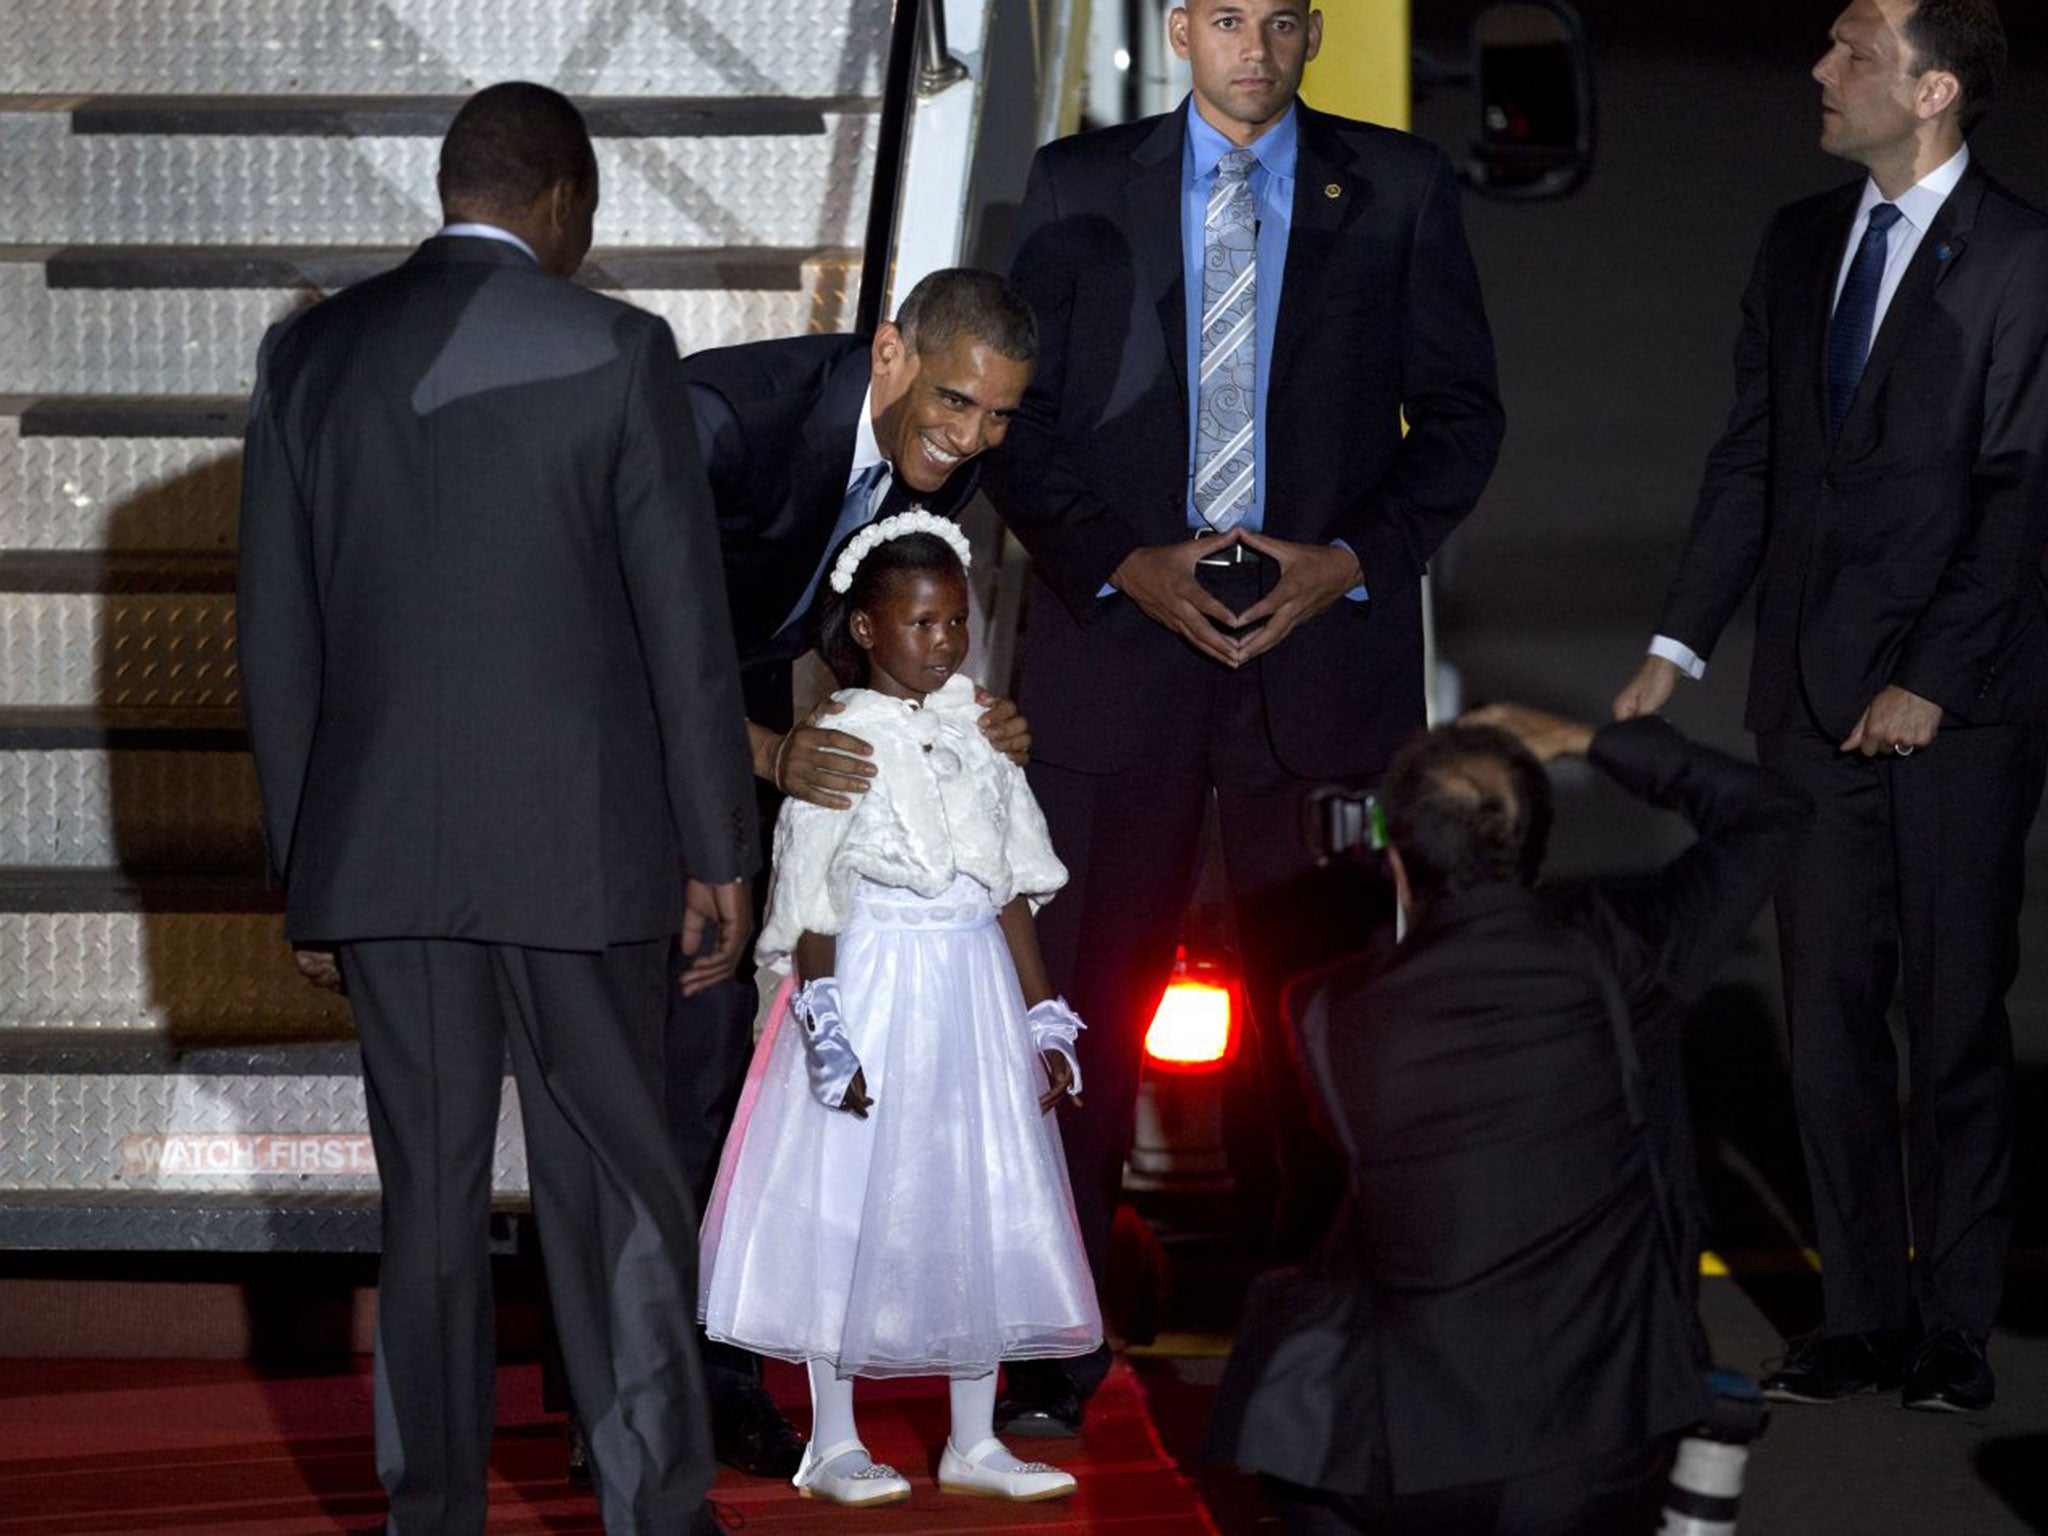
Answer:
[{"left": 975, "top": 687, "right": 1032, "bottom": 766}]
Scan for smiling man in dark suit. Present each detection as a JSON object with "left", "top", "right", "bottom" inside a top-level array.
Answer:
[
  {"left": 647, "top": 269, "right": 1036, "bottom": 1472},
  {"left": 1615, "top": 0, "right": 2048, "bottom": 1412},
  {"left": 237, "top": 84, "right": 755, "bottom": 1534},
  {"left": 985, "top": 0, "right": 1503, "bottom": 1434}
]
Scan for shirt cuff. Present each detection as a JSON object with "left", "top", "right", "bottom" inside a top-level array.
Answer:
[
  {"left": 1648, "top": 635, "right": 1707, "bottom": 680},
  {"left": 1330, "top": 538, "right": 1369, "bottom": 602}
]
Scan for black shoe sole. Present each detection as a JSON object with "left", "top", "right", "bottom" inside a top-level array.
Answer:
[{"left": 1902, "top": 1391, "right": 1992, "bottom": 1414}]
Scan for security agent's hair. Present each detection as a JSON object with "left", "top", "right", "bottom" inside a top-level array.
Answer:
[
  {"left": 1382, "top": 723, "right": 1554, "bottom": 909},
  {"left": 438, "top": 82, "right": 598, "bottom": 218},
  {"left": 892, "top": 268, "right": 1038, "bottom": 365},
  {"left": 817, "top": 530, "right": 969, "bottom": 688},
  {"left": 1902, "top": 0, "right": 2007, "bottom": 134}
]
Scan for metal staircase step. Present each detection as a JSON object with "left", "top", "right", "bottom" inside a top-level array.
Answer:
[
  {"left": 0, "top": 1036, "right": 533, "bottom": 1250},
  {"left": 0, "top": 704, "right": 247, "bottom": 749},
  {"left": 1, "top": 106, "right": 877, "bottom": 246},
  {"left": 0, "top": 550, "right": 235, "bottom": 592},
  {"left": 17, "top": 395, "right": 246, "bottom": 437},
  {"left": 0, "top": 588, "right": 237, "bottom": 708},
  {"left": 42, "top": 243, "right": 851, "bottom": 293},
  {"left": 0, "top": 0, "right": 891, "bottom": 98},
  {"left": 64, "top": 93, "right": 872, "bottom": 138},
  {"left": 1, "top": 250, "right": 858, "bottom": 393},
  {"left": 0, "top": 900, "right": 349, "bottom": 1036},
  {"left": 0, "top": 721, "right": 261, "bottom": 867},
  {"left": 0, "top": 867, "right": 275, "bottom": 912}
]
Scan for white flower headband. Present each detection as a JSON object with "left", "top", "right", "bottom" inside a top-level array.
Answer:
[{"left": 827, "top": 509, "right": 974, "bottom": 595}]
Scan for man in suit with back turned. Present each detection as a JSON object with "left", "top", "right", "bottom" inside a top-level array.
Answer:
[
  {"left": 985, "top": 0, "right": 1503, "bottom": 1433},
  {"left": 237, "top": 82, "right": 756, "bottom": 1534},
  {"left": 654, "top": 268, "right": 1036, "bottom": 1472},
  {"left": 1614, "top": 0, "right": 2048, "bottom": 1412}
]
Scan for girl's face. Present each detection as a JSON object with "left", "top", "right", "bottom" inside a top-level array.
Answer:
[{"left": 850, "top": 568, "right": 971, "bottom": 701}]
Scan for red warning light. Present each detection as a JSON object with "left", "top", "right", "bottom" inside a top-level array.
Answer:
[{"left": 1143, "top": 967, "right": 1238, "bottom": 1073}]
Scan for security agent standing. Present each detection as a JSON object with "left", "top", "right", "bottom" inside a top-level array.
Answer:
[
  {"left": 1613, "top": 0, "right": 2048, "bottom": 1411},
  {"left": 987, "top": 0, "right": 1502, "bottom": 1434},
  {"left": 1207, "top": 705, "right": 1808, "bottom": 1535},
  {"left": 659, "top": 269, "right": 1038, "bottom": 1472},
  {"left": 237, "top": 85, "right": 755, "bottom": 1534}
]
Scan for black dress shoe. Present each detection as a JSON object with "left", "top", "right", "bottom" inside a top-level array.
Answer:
[
  {"left": 711, "top": 1380, "right": 805, "bottom": 1478},
  {"left": 565, "top": 1414, "right": 593, "bottom": 1489},
  {"left": 993, "top": 1385, "right": 1084, "bottom": 1438},
  {"left": 1902, "top": 1329, "right": 1995, "bottom": 1413},
  {"left": 1759, "top": 1330, "right": 1903, "bottom": 1403}
]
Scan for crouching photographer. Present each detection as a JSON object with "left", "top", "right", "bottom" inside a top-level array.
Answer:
[{"left": 1206, "top": 704, "right": 1808, "bottom": 1535}]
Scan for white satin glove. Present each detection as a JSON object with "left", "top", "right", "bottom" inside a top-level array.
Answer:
[
  {"left": 1024, "top": 997, "right": 1086, "bottom": 1097},
  {"left": 792, "top": 977, "right": 864, "bottom": 1110}
]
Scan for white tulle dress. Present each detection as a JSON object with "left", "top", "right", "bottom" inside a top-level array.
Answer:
[{"left": 698, "top": 674, "right": 1103, "bottom": 1379}]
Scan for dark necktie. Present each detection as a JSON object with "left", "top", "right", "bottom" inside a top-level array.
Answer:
[
  {"left": 778, "top": 460, "right": 889, "bottom": 641},
  {"left": 1826, "top": 202, "right": 1903, "bottom": 437}
]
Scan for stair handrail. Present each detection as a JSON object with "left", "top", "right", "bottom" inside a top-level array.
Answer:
[{"left": 856, "top": 0, "right": 967, "bottom": 335}]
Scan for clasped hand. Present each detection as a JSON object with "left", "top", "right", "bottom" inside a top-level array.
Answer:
[{"left": 1111, "top": 529, "right": 1361, "bottom": 668}]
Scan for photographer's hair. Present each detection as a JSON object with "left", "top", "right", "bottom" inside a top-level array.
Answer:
[
  {"left": 1902, "top": 0, "right": 2007, "bottom": 135},
  {"left": 1382, "top": 723, "right": 1553, "bottom": 910},
  {"left": 817, "top": 531, "right": 969, "bottom": 688},
  {"left": 438, "top": 82, "right": 598, "bottom": 219},
  {"left": 893, "top": 267, "right": 1039, "bottom": 366}
]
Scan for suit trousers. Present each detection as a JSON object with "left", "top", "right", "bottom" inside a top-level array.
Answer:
[
  {"left": 1757, "top": 720, "right": 2048, "bottom": 1338},
  {"left": 341, "top": 937, "right": 716, "bottom": 1535},
  {"left": 1023, "top": 562, "right": 1390, "bottom": 1353}
]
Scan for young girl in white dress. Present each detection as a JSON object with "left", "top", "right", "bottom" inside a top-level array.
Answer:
[{"left": 698, "top": 511, "right": 1102, "bottom": 1506}]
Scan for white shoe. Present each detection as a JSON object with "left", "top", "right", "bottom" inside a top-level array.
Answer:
[
  {"left": 936, "top": 1436, "right": 1077, "bottom": 1501},
  {"left": 792, "top": 1437, "right": 912, "bottom": 1506}
]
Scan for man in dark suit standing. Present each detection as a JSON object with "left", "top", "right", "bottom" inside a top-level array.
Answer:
[
  {"left": 986, "top": 0, "right": 1503, "bottom": 1430},
  {"left": 237, "top": 83, "right": 755, "bottom": 1535},
  {"left": 1208, "top": 704, "right": 1808, "bottom": 1535},
  {"left": 1615, "top": 0, "right": 2048, "bottom": 1412},
  {"left": 655, "top": 269, "right": 1036, "bottom": 1470}
]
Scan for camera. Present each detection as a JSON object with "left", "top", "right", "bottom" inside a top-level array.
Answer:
[{"left": 1302, "top": 785, "right": 1387, "bottom": 860}]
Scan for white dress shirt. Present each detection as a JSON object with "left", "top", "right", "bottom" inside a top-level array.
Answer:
[
  {"left": 849, "top": 383, "right": 887, "bottom": 497},
  {"left": 436, "top": 221, "right": 541, "bottom": 264},
  {"left": 1649, "top": 146, "right": 1971, "bottom": 682}
]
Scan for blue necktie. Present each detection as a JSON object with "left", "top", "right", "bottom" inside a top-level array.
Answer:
[
  {"left": 1194, "top": 147, "right": 1259, "bottom": 532},
  {"left": 780, "top": 460, "right": 888, "bottom": 639},
  {"left": 1826, "top": 202, "right": 1903, "bottom": 437}
]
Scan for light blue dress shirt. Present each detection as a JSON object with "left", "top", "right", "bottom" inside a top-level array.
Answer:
[
  {"left": 1181, "top": 99, "right": 1295, "bottom": 534},
  {"left": 437, "top": 221, "right": 541, "bottom": 263}
]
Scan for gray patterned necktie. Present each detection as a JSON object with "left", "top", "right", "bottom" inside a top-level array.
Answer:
[{"left": 1195, "top": 147, "right": 1258, "bottom": 532}]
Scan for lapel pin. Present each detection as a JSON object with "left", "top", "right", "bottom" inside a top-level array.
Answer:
[
  {"left": 1936, "top": 243, "right": 1954, "bottom": 261},
  {"left": 1324, "top": 182, "right": 1342, "bottom": 199}
]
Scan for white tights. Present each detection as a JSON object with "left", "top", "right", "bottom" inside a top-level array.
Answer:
[{"left": 805, "top": 1362, "right": 1027, "bottom": 1471}]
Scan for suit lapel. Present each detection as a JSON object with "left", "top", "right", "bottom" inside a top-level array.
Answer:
[
  {"left": 1124, "top": 111, "right": 1191, "bottom": 412},
  {"left": 773, "top": 345, "right": 870, "bottom": 616},
  {"left": 1271, "top": 105, "right": 1364, "bottom": 397},
  {"left": 1835, "top": 166, "right": 1983, "bottom": 445}
]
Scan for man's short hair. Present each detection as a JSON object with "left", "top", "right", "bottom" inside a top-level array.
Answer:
[
  {"left": 438, "top": 82, "right": 598, "bottom": 217},
  {"left": 892, "top": 268, "right": 1038, "bottom": 364},
  {"left": 1383, "top": 723, "right": 1554, "bottom": 907},
  {"left": 1902, "top": 0, "right": 2007, "bottom": 134}
]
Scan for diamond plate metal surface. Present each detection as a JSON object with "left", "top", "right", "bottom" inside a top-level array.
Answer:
[
  {"left": 0, "top": 591, "right": 238, "bottom": 708},
  {"left": 3, "top": 264, "right": 849, "bottom": 394},
  {"left": 0, "top": 0, "right": 891, "bottom": 96},
  {"left": 0, "top": 910, "right": 350, "bottom": 1034},
  {"left": 0, "top": 1063, "right": 531, "bottom": 1193},
  {"left": 0, "top": 415, "right": 241, "bottom": 550},
  {"left": 0, "top": 747, "right": 263, "bottom": 866},
  {"left": 0, "top": 113, "right": 876, "bottom": 247}
]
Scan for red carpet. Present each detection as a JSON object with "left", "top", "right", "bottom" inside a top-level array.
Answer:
[{"left": 0, "top": 1358, "right": 1219, "bottom": 1535}]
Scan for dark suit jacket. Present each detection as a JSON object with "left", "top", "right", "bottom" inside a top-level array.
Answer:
[
  {"left": 237, "top": 234, "right": 758, "bottom": 950},
  {"left": 1660, "top": 162, "right": 2048, "bottom": 739},
  {"left": 987, "top": 102, "right": 1503, "bottom": 777},
  {"left": 680, "top": 332, "right": 980, "bottom": 727},
  {"left": 1206, "top": 718, "right": 1809, "bottom": 1498}
]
